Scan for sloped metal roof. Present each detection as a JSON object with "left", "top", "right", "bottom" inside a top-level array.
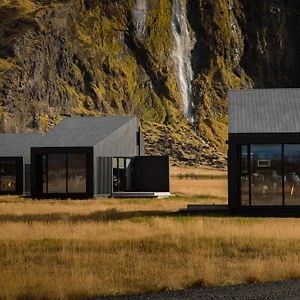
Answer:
[
  {"left": 228, "top": 88, "right": 300, "bottom": 133},
  {"left": 39, "top": 116, "right": 137, "bottom": 147},
  {"left": 0, "top": 134, "right": 41, "bottom": 157}
]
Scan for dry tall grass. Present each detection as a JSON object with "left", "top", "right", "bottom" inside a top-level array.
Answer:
[
  {"left": 170, "top": 166, "right": 228, "bottom": 201},
  {"left": 0, "top": 195, "right": 210, "bottom": 217},
  {"left": 3, "top": 167, "right": 297, "bottom": 299},
  {"left": 1, "top": 212, "right": 300, "bottom": 299},
  {"left": 171, "top": 166, "right": 227, "bottom": 177},
  {"left": 171, "top": 179, "right": 227, "bottom": 201}
]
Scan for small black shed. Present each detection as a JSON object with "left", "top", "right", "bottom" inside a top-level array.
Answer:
[
  {"left": 0, "top": 134, "right": 41, "bottom": 194},
  {"left": 31, "top": 116, "right": 169, "bottom": 198},
  {"left": 228, "top": 88, "right": 300, "bottom": 213}
]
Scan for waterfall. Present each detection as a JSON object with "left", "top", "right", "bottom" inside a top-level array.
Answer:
[
  {"left": 171, "top": 0, "right": 194, "bottom": 122},
  {"left": 133, "top": 0, "right": 147, "bottom": 40},
  {"left": 228, "top": 0, "right": 241, "bottom": 65}
]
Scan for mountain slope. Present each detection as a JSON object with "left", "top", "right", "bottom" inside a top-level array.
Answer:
[{"left": 0, "top": 0, "right": 299, "bottom": 167}]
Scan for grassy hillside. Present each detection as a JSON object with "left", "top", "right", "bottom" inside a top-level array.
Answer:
[{"left": 0, "top": 0, "right": 299, "bottom": 166}]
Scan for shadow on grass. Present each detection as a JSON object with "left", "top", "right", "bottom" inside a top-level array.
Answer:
[
  {"left": 179, "top": 205, "right": 300, "bottom": 218},
  {"left": 0, "top": 209, "right": 176, "bottom": 223}
]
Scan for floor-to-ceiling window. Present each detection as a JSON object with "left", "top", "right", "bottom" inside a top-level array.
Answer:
[
  {"left": 240, "top": 144, "right": 300, "bottom": 206},
  {"left": 48, "top": 154, "right": 67, "bottom": 193},
  {"left": 68, "top": 154, "right": 86, "bottom": 193},
  {"left": 251, "top": 144, "right": 282, "bottom": 205},
  {"left": 0, "top": 162, "right": 17, "bottom": 192},
  {"left": 42, "top": 153, "right": 87, "bottom": 194},
  {"left": 284, "top": 145, "right": 300, "bottom": 205}
]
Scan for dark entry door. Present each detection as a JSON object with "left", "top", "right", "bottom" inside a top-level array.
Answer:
[{"left": 0, "top": 157, "right": 23, "bottom": 194}]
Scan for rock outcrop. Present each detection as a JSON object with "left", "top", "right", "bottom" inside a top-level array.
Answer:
[{"left": 0, "top": 0, "right": 299, "bottom": 167}]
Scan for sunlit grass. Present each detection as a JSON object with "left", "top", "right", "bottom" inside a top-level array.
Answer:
[
  {"left": 2, "top": 167, "right": 299, "bottom": 299},
  {"left": 1, "top": 210, "right": 300, "bottom": 299},
  {"left": 170, "top": 166, "right": 228, "bottom": 202}
]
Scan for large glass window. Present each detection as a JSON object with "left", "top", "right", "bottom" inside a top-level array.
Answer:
[
  {"left": 0, "top": 162, "right": 17, "bottom": 192},
  {"left": 284, "top": 145, "right": 300, "bottom": 205},
  {"left": 48, "top": 154, "right": 67, "bottom": 193},
  {"left": 68, "top": 154, "right": 86, "bottom": 193},
  {"left": 239, "top": 144, "right": 300, "bottom": 206},
  {"left": 42, "top": 153, "right": 87, "bottom": 194},
  {"left": 251, "top": 145, "right": 282, "bottom": 205},
  {"left": 241, "top": 145, "right": 249, "bottom": 205}
]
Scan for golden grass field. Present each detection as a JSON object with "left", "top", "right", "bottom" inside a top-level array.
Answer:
[
  {"left": 171, "top": 166, "right": 227, "bottom": 201},
  {"left": 2, "top": 167, "right": 300, "bottom": 299}
]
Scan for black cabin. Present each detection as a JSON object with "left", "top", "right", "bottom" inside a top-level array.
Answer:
[
  {"left": 228, "top": 88, "right": 300, "bottom": 214},
  {"left": 0, "top": 116, "right": 170, "bottom": 198},
  {"left": 30, "top": 116, "right": 169, "bottom": 198}
]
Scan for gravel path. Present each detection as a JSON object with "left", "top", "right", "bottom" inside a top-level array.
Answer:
[{"left": 95, "top": 279, "right": 300, "bottom": 300}]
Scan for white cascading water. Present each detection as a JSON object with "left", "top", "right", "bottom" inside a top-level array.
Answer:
[
  {"left": 228, "top": 0, "right": 241, "bottom": 65},
  {"left": 171, "top": 0, "right": 194, "bottom": 122},
  {"left": 133, "top": 0, "right": 147, "bottom": 40}
]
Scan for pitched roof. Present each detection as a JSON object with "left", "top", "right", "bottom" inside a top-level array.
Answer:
[
  {"left": 0, "top": 134, "right": 41, "bottom": 157},
  {"left": 39, "top": 116, "right": 136, "bottom": 147},
  {"left": 228, "top": 88, "right": 300, "bottom": 133}
]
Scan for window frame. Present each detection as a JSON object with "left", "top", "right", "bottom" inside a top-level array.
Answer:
[
  {"left": 31, "top": 147, "right": 93, "bottom": 199},
  {"left": 240, "top": 143, "right": 300, "bottom": 206}
]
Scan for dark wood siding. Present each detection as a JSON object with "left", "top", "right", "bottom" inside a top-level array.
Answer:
[{"left": 96, "top": 157, "right": 112, "bottom": 195}]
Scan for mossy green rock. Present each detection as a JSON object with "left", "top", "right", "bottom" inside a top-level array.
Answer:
[{"left": 0, "top": 0, "right": 299, "bottom": 167}]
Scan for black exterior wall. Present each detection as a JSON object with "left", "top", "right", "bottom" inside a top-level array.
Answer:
[
  {"left": 92, "top": 118, "right": 143, "bottom": 195},
  {"left": 31, "top": 147, "right": 93, "bottom": 199},
  {"left": 134, "top": 156, "right": 170, "bottom": 192},
  {"left": 228, "top": 133, "right": 300, "bottom": 214},
  {"left": 0, "top": 157, "right": 23, "bottom": 195},
  {"left": 97, "top": 157, "right": 113, "bottom": 196}
]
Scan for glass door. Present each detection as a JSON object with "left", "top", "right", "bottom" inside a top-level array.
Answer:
[{"left": 113, "top": 157, "right": 134, "bottom": 192}]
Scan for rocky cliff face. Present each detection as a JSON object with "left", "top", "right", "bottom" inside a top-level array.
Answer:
[{"left": 0, "top": 0, "right": 299, "bottom": 167}]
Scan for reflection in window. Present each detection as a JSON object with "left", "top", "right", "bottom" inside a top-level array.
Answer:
[
  {"left": 47, "top": 154, "right": 67, "bottom": 193},
  {"left": 0, "top": 162, "right": 16, "bottom": 192},
  {"left": 43, "top": 153, "right": 87, "bottom": 194},
  {"left": 118, "top": 158, "right": 125, "bottom": 169},
  {"left": 68, "top": 154, "right": 86, "bottom": 193},
  {"left": 284, "top": 145, "right": 300, "bottom": 205},
  {"left": 241, "top": 145, "right": 249, "bottom": 205},
  {"left": 251, "top": 145, "right": 282, "bottom": 205},
  {"left": 113, "top": 158, "right": 118, "bottom": 169}
]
